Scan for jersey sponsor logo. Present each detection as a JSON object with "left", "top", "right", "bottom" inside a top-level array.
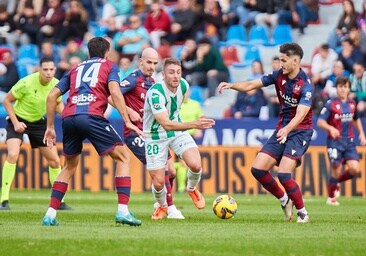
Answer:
[
  {"left": 71, "top": 93, "right": 97, "bottom": 105},
  {"left": 305, "top": 92, "right": 312, "bottom": 101},
  {"left": 120, "top": 80, "right": 130, "bottom": 87},
  {"left": 279, "top": 91, "right": 298, "bottom": 106},
  {"left": 334, "top": 113, "right": 353, "bottom": 122}
]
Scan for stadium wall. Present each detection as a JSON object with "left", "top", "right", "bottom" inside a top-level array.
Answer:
[{"left": 0, "top": 144, "right": 365, "bottom": 197}]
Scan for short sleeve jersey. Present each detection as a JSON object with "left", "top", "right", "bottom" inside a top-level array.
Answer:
[
  {"left": 57, "top": 57, "right": 120, "bottom": 118},
  {"left": 261, "top": 68, "right": 314, "bottom": 130},
  {"left": 11, "top": 72, "right": 60, "bottom": 122},
  {"left": 143, "top": 78, "right": 189, "bottom": 140},
  {"left": 318, "top": 97, "right": 358, "bottom": 139},
  {"left": 120, "top": 69, "right": 154, "bottom": 136}
]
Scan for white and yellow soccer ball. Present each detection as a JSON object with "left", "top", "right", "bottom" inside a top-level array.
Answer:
[{"left": 212, "top": 195, "right": 237, "bottom": 219}]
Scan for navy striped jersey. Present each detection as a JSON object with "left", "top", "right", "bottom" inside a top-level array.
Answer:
[
  {"left": 57, "top": 57, "right": 120, "bottom": 118},
  {"left": 261, "top": 68, "right": 314, "bottom": 130},
  {"left": 318, "top": 97, "right": 358, "bottom": 139},
  {"left": 120, "top": 69, "right": 155, "bottom": 137}
]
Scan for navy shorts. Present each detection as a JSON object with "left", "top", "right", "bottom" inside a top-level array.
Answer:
[
  {"left": 327, "top": 138, "right": 360, "bottom": 167},
  {"left": 6, "top": 116, "right": 47, "bottom": 149},
  {"left": 124, "top": 132, "right": 172, "bottom": 165},
  {"left": 62, "top": 115, "right": 123, "bottom": 157},
  {"left": 260, "top": 129, "right": 313, "bottom": 167},
  {"left": 124, "top": 133, "right": 147, "bottom": 164}
]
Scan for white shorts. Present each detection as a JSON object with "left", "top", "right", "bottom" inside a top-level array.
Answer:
[{"left": 145, "top": 132, "right": 197, "bottom": 170}]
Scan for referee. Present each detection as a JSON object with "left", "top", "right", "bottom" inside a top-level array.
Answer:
[{"left": 0, "top": 57, "right": 71, "bottom": 210}]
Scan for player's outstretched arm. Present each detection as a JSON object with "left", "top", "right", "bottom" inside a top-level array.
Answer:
[
  {"left": 154, "top": 111, "right": 215, "bottom": 131},
  {"left": 218, "top": 79, "right": 263, "bottom": 94}
]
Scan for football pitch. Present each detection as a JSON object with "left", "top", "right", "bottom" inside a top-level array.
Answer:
[{"left": 0, "top": 190, "right": 364, "bottom": 256}]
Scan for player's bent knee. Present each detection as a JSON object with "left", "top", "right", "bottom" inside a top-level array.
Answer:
[
  {"left": 7, "top": 153, "right": 19, "bottom": 163},
  {"left": 187, "top": 162, "right": 201, "bottom": 173}
]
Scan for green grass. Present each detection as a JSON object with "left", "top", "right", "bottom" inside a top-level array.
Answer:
[{"left": 0, "top": 190, "right": 365, "bottom": 256}]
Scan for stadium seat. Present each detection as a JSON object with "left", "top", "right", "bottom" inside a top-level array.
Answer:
[
  {"left": 220, "top": 46, "right": 240, "bottom": 66},
  {"left": 15, "top": 62, "right": 29, "bottom": 78},
  {"left": 220, "top": 25, "right": 247, "bottom": 46},
  {"left": 248, "top": 25, "right": 269, "bottom": 45},
  {"left": 271, "top": 25, "right": 293, "bottom": 45},
  {"left": 189, "top": 85, "right": 205, "bottom": 104},
  {"left": 18, "top": 44, "right": 38, "bottom": 60},
  {"left": 232, "top": 45, "right": 261, "bottom": 68}
]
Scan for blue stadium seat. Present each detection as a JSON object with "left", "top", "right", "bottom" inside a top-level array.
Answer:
[
  {"left": 189, "top": 85, "right": 205, "bottom": 104},
  {"left": 232, "top": 45, "right": 261, "bottom": 68},
  {"left": 248, "top": 25, "right": 269, "bottom": 45},
  {"left": 219, "top": 25, "right": 247, "bottom": 46},
  {"left": 18, "top": 44, "right": 38, "bottom": 60},
  {"left": 271, "top": 25, "right": 293, "bottom": 45}
]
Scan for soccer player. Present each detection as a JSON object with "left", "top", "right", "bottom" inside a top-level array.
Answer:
[
  {"left": 317, "top": 76, "right": 366, "bottom": 206},
  {"left": 143, "top": 58, "right": 215, "bottom": 220},
  {"left": 218, "top": 43, "right": 313, "bottom": 223},
  {"left": 115, "top": 48, "right": 184, "bottom": 219},
  {"left": 42, "top": 37, "right": 143, "bottom": 226},
  {"left": 0, "top": 57, "right": 71, "bottom": 211}
]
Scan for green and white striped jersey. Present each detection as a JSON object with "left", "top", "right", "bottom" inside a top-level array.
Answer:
[{"left": 143, "top": 78, "right": 189, "bottom": 140}]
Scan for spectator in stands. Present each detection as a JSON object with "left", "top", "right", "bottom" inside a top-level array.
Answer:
[
  {"left": 36, "top": 0, "right": 65, "bottom": 46},
  {"left": 230, "top": 60, "right": 267, "bottom": 118},
  {"left": 241, "top": 0, "right": 267, "bottom": 28},
  {"left": 56, "top": 38, "right": 88, "bottom": 79},
  {"left": 15, "top": 0, "right": 44, "bottom": 17},
  {"left": 261, "top": 56, "right": 281, "bottom": 117},
  {"left": 0, "top": 5, "right": 17, "bottom": 47},
  {"left": 166, "top": 0, "right": 197, "bottom": 44},
  {"left": 323, "top": 60, "right": 349, "bottom": 99},
  {"left": 0, "top": 0, "right": 17, "bottom": 15},
  {"left": 327, "top": 0, "right": 359, "bottom": 50},
  {"left": 278, "top": 0, "right": 319, "bottom": 35},
  {"left": 38, "top": 40, "right": 61, "bottom": 67},
  {"left": 0, "top": 48, "right": 19, "bottom": 102},
  {"left": 189, "top": 37, "right": 229, "bottom": 99},
  {"left": 119, "top": 56, "right": 134, "bottom": 80},
  {"left": 222, "top": 0, "right": 243, "bottom": 26},
  {"left": 112, "top": 14, "right": 150, "bottom": 60},
  {"left": 348, "top": 25, "right": 366, "bottom": 56},
  {"left": 59, "top": 0, "right": 89, "bottom": 44},
  {"left": 231, "top": 88, "right": 267, "bottom": 119},
  {"left": 349, "top": 61, "right": 366, "bottom": 117},
  {"left": 80, "top": 0, "right": 98, "bottom": 22},
  {"left": 254, "top": 0, "right": 290, "bottom": 29},
  {"left": 144, "top": 0, "right": 171, "bottom": 49},
  {"left": 311, "top": 43, "right": 338, "bottom": 89},
  {"left": 14, "top": 1, "right": 39, "bottom": 45},
  {"left": 180, "top": 38, "right": 198, "bottom": 79},
  {"left": 195, "top": 0, "right": 225, "bottom": 45},
  {"left": 337, "top": 37, "right": 364, "bottom": 74},
  {"left": 100, "top": 0, "right": 132, "bottom": 28},
  {"left": 357, "top": 0, "right": 366, "bottom": 34}
]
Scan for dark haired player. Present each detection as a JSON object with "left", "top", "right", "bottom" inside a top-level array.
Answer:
[
  {"left": 218, "top": 43, "right": 313, "bottom": 223},
  {"left": 317, "top": 76, "right": 365, "bottom": 206},
  {"left": 42, "top": 37, "right": 143, "bottom": 226}
]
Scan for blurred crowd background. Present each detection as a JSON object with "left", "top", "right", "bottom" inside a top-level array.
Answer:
[{"left": 0, "top": 0, "right": 366, "bottom": 119}]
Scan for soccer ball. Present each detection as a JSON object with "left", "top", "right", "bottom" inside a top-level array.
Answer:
[{"left": 212, "top": 195, "right": 237, "bottom": 219}]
